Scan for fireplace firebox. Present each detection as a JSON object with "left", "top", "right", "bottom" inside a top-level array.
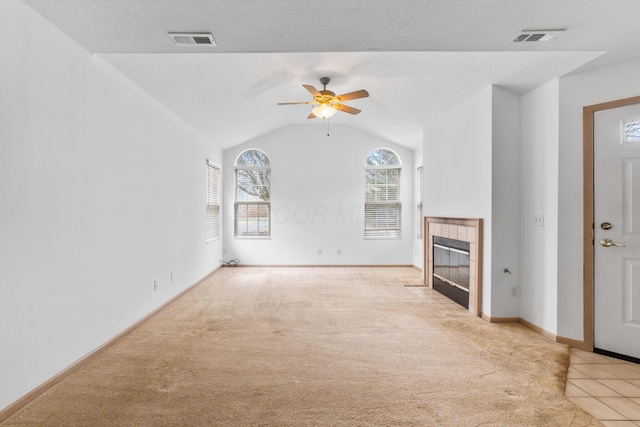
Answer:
[{"left": 432, "top": 236, "right": 471, "bottom": 309}]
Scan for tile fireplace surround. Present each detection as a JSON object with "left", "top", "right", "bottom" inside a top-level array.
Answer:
[{"left": 424, "top": 217, "right": 483, "bottom": 316}]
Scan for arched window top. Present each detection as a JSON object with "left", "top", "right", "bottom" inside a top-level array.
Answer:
[
  {"left": 365, "top": 148, "right": 401, "bottom": 167},
  {"left": 236, "top": 149, "right": 270, "bottom": 167}
]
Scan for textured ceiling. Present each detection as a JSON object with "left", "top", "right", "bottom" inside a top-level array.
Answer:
[{"left": 21, "top": 0, "right": 640, "bottom": 149}]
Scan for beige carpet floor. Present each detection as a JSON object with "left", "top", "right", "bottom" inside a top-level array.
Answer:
[{"left": 3, "top": 267, "right": 600, "bottom": 426}]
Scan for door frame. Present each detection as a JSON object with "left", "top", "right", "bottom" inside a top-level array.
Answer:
[{"left": 583, "top": 94, "right": 640, "bottom": 351}]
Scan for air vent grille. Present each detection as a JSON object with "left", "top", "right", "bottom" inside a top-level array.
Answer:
[
  {"left": 169, "top": 33, "right": 217, "bottom": 46},
  {"left": 510, "top": 29, "right": 565, "bottom": 43}
]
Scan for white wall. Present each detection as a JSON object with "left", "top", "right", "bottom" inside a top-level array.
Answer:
[
  {"left": 557, "top": 57, "right": 640, "bottom": 340},
  {"left": 519, "top": 79, "right": 560, "bottom": 334},
  {"left": 490, "top": 86, "right": 521, "bottom": 318},
  {"left": 222, "top": 125, "right": 414, "bottom": 265},
  {"left": 0, "top": 0, "right": 222, "bottom": 411},
  {"left": 423, "top": 87, "right": 494, "bottom": 315},
  {"left": 413, "top": 144, "right": 425, "bottom": 271}
]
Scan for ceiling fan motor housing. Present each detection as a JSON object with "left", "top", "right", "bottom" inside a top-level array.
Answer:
[{"left": 316, "top": 91, "right": 336, "bottom": 103}]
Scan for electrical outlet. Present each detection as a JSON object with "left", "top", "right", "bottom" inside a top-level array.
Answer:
[
  {"left": 337, "top": 249, "right": 342, "bottom": 255},
  {"left": 318, "top": 249, "right": 323, "bottom": 255},
  {"left": 154, "top": 279, "right": 159, "bottom": 290},
  {"left": 170, "top": 272, "right": 174, "bottom": 282},
  {"left": 511, "top": 287, "right": 517, "bottom": 297},
  {"left": 533, "top": 215, "right": 544, "bottom": 227}
]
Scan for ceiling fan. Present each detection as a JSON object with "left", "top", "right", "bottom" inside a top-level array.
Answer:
[{"left": 278, "top": 77, "right": 369, "bottom": 119}]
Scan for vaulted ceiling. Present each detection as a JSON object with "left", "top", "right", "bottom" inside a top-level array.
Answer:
[{"left": 21, "top": 0, "right": 640, "bottom": 150}]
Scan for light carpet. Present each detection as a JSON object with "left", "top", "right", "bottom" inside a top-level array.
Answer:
[{"left": 3, "top": 267, "right": 600, "bottom": 426}]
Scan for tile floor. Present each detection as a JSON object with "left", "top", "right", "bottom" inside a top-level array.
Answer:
[{"left": 567, "top": 348, "right": 640, "bottom": 426}]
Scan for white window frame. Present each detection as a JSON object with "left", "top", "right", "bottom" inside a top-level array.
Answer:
[
  {"left": 364, "top": 149, "right": 402, "bottom": 239},
  {"left": 205, "top": 160, "right": 220, "bottom": 242},
  {"left": 234, "top": 150, "right": 271, "bottom": 238}
]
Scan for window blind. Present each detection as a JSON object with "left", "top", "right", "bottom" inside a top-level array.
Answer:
[
  {"left": 365, "top": 202, "right": 401, "bottom": 238},
  {"left": 206, "top": 161, "right": 220, "bottom": 242},
  {"left": 364, "top": 164, "right": 401, "bottom": 239}
]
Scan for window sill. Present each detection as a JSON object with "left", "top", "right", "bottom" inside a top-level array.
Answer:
[{"left": 364, "top": 236, "right": 402, "bottom": 240}]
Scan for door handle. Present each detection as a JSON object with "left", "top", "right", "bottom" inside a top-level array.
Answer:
[{"left": 599, "top": 238, "right": 625, "bottom": 247}]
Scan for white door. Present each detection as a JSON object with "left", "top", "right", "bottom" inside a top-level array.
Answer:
[{"left": 594, "top": 103, "right": 640, "bottom": 359}]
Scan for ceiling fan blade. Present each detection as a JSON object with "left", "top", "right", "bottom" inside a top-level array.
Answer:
[
  {"left": 278, "top": 101, "right": 315, "bottom": 105},
  {"left": 307, "top": 112, "right": 317, "bottom": 119},
  {"left": 303, "top": 84, "right": 322, "bottom": 97},
  {"left": 333, "top": 104, "right": 361, "bottom": 115},
  {"left": 336, "top": 89, "right": 369, "bottom": 102}
]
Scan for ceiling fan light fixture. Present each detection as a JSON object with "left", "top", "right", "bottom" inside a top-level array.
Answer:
[{"left": 312, "top": 104, "right": 337, "bottom": 119}]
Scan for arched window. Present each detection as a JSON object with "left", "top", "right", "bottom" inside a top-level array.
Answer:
[
  {"left": 235, "top": 149, "right": 271, "bottom": 237},
  {"left": 364, "top": 148, "right": 402, "bottom": 238}
]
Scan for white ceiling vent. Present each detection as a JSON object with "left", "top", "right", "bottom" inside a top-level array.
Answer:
[
  {"left": 169, "top": 33, "right": 217, "bottom": 46},
  {"left": 510, "top": 29, "right": 565, "bottom": 43}
]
